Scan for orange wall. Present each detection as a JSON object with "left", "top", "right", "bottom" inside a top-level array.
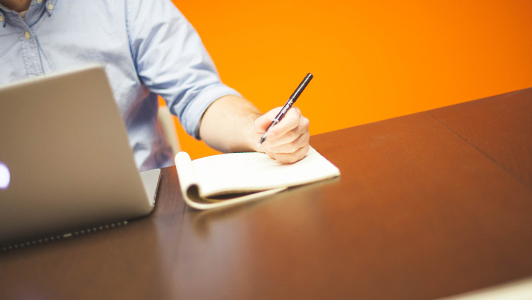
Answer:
[{"left": 165, "top": 0, "right": 532, "bottom": 160}]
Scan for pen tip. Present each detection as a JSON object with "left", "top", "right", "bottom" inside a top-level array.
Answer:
[{"left": 258, "top": 136, "right": 266, "bottom": 147}]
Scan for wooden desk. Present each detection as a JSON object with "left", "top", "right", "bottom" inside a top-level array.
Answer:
[{"left": 1, "top": 88, "right": 531, "bottom": 300}]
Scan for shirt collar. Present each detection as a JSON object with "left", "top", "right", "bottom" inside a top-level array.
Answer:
[{"left": 44, "top": 0, "right": 57, "bottom": 17}]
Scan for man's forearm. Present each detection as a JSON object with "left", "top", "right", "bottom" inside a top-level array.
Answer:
[{"left": 199, "top": 95, "right": 262, "bottom": 153}]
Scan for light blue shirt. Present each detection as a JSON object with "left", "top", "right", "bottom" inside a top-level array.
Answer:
[{"left": 0, "top": 0, "right": 240, "bottom": 171}]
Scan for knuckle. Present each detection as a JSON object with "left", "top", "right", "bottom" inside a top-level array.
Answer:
[
  {"left": 284, "top": 131, "right": 298, "bottom": 143},
  {"left": 282, "top": 116, "right": 297, "bottom": 130},
  {"left": 287, "top": 109, "right": 300, "bottom": 121},
  {"left": 282, "top": 143, "right": 299, "bottom": 154},
  {"left": 302, "top": 144, "right": 310, "bottom": 155},
  {"left": 301, "top": 117, "right": 310, "bottom": 129},
  {"left": 292, "top": 107, "right": 302, "bottom": 117}
]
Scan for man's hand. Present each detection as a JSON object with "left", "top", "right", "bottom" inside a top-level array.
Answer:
[
  {"left": 199, "top": 95, "right": 310, "bottom": 163},
  {"left": 254, "top": 107, "right": 310, "bottom": 163}
]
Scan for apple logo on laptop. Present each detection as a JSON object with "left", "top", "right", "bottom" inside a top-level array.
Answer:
[{"left": 0, "top": 162, "right": 10, "bottom": 190}]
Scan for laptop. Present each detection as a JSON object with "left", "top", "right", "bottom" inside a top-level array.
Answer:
[{"left": 0, "top": 65, "right": 160, "bottom": 249}]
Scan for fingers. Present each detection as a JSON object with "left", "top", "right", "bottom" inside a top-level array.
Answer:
[
  {"left": 256, "top": 108, "right": 306, "bottom": 142},
  {"left": 270, "top": 145, "right": 310, "bottom": 164},
  {"left": 254, "top": 107, "right": 302, "bottom": 135},
  {"left": 254, "top": 107, "right": 282, "bottom": 134},
  {"left": 268, "top": 130, "right": 310, "bottom": 154},
  {"left": 265, "top": 107, "right": 302, "bottom": 139},
  {"left": 255, "top": 106, "right": 310, "bottom": 164}
]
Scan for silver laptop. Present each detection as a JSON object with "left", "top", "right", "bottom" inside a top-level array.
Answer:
[{"left": 0, "top": 65, "right": 160, "bottom": 248}]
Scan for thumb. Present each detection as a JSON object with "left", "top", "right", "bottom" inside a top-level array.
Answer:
[
  {"left": 254, "top": 107, "right": 282, "bottom": 134},
  {"left": 254, "top": 115, "right": 274, "bottom": 134}
]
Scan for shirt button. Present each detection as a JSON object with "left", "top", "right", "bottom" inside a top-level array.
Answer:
[
  {"left": 48, "top": 3, "right": 54, "bottom": 10},
  {"left": 0, "top": 15, "right": 4, "bottom": 22},
  {"left": 25, "top": 31, "right": 31, "bottom": 40},
  {"left": 37, "top": 0, "right": 43, "bottom": 3}
]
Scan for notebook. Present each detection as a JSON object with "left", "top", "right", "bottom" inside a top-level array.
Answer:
[
  {"left": 0, "top": 65, "right": 160, "bottom": 249},
  {"left": 175, "top": 147, "right": 340, "bottom": 210}
]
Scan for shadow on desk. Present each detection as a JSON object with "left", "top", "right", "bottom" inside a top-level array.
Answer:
[{"left": 188, "top": 177, "right": 341, "bottom": 237}]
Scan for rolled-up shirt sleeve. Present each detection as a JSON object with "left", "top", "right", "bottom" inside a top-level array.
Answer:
[{"left": 126, "top": 0, "right": 240, "bottom": 139}]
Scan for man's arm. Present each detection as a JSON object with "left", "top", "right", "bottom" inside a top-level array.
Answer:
[
  {"left": 125, "top": 0, "right": 310, "bottom": 163},
  {"left": 199, "top": 95, "right": 310, "bottom": 164}
]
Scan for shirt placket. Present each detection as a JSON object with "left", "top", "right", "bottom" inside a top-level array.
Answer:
[
  {"left": 20, "top": 0, "right": 48, "bottom": 78},
  {"left": 20, "top": 25, "right": 43, "bottom": 78},
  {"left": 14, "top": 0, "right": 56, "bottom": 78}
]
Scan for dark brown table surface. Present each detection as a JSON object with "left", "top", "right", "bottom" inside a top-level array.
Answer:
[{"left": 1, "top": 88, "right": 532, "bottom": 300}]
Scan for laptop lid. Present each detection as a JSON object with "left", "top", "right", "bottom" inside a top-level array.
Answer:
[{"left": 0, "top": 65, "right": 158, "bottom": 246}]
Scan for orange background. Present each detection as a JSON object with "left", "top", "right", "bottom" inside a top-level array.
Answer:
[{"left": 164, "top": 0, "right": 532, "bottom": 160}]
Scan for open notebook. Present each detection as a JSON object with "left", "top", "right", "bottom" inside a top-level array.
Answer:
[{"left": 175, "top": 147, "right": 340, "bottom": 210}]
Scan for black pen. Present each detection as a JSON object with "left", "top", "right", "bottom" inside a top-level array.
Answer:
[{"left": 258, "top": 73, "right": 313, "bottom": 146}]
